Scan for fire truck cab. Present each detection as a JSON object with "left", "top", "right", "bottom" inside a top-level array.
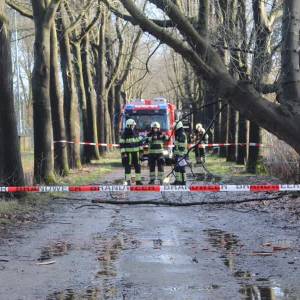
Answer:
[{"left": 120, "top": 98, "right": 176, "bottom": 161}]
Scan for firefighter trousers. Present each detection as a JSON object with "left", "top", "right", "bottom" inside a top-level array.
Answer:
[
  {"left": 121, "top": 152, "right": 141, "bottom": 182},
  {"left": 148, "top": 154, "right": 165, "bottom": 181},
  {"left": 195, "top": 146, "right": 205, "bottom": 162},
  {"left": 174, "top": 155, "right": 186, "bottom": 183}
]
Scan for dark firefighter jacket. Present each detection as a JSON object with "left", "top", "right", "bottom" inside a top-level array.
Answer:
[
  {"left": 119, "top": 128, "right": 143, "bottom": 154},
  {"left": 174, "top": 128, "right": 188, "bottom": 157}
]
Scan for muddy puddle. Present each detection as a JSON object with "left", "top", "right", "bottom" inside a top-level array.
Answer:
[{"left": 204, "top": 228, "right": 290, "bottom": 300}]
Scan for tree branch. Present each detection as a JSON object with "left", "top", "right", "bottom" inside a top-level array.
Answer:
[
  {"left": 101, "top": 0, "right": 196, "bottom": 28},
  {"left": 5, "top": 0, "right": 33, "bottom": 19},
  {"left": 64, "top": 0, "right": 95, "bottom": 36},
  {"left": 105, "top": 18, "right": 124, "bottom": 92},
  {"left": 118, "top": 29, "right": 142, "bottom": 85},
  {"left": 268, "top": 0, "right": 283, "bottom": 27},
  {"left": 75, "top": 3, "right": 101, "bottom": 42},
  {"left": 44, "top": 0, "right": 61, "bottom": 26},
  {"left": 121, "top": 0, "right": 216, "bottom": 80}
]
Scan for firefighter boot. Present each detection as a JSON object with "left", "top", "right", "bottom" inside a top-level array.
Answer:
[
  {"left": 135, "top": 173, "right": 143, "bottom": 185},
  {"left": 149, "top": 172, "right": 156, "bottom": 185},
  {"left": 124, "top": 173, "right": 131, "bottom": 186},
  {"left": 172, "top": 172, "right": 182, "bottom": 185},
  {"left": 158, "top": 172, "right": 164, "bottom": 185},
  {"left": 181, "top": 173, "right": 187, "bottom": 185}
]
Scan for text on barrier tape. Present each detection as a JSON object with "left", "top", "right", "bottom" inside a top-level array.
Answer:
[{"left": 1, "top": 184, "right": 300, "bottom": 193}]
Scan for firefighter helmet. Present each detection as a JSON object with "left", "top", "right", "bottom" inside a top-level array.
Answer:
[
  {"left": 126, "top": 119, "right": 136, "bottom": 127},
  {"left": 195, "top": 123, "right": 203, "bottom": 130},
  {"left": 175, "top": 121, "right": 183, "bottom": 130},
  {"left": 151, "top": 121, "right": 160, "bottom": 129}
]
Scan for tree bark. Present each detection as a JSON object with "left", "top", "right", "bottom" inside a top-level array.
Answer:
[
  {"left": 227, "top": 105, "right": 236, "bottom": 161},
  {"left": 31, "top": 0, "right": 60, "bottom": 183},
  {"left": 281, "top": 0, "right": 300, "bottom": 111},
  {"left": 0, "top": 0, "right": 24, "bottom": 186},
  {"left": 73, "top": 42, "right": 90, "bottom": 163},
  {"left": 97, "top": 10, "right": 107, "bottom": 154},
  {"left": 236, "top": 0, "right": 248, "bottom": 164},
  {"left": 81, "top": 35, "right": 101, "bottom": 160},
  {"left": 50, "top": 23, "right": 69, "bottom": 175},
  {"left": 236, "top": 113, "right": 247, "bottom": 164},
  {"left": 247, "top": 0, "right": 274, "bottom": 173},
  {"left": 56, "top": 10, "right": 81, "bottom": 169},
  {"left": 115, "top": 83, "right": 122, "bottom": 140}
]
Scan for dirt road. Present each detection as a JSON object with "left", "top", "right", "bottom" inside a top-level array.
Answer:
[{"left": 1, "top": 168, "right": 300, "bottom": 299}]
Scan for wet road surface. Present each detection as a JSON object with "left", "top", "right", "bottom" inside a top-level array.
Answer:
[{"left": 1, "top": 170, "right": 300, "bottom": 299}]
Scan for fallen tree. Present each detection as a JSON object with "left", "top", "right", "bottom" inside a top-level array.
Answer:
[{"left": 114, "top": 0, "right": 300, "bottom": 156}]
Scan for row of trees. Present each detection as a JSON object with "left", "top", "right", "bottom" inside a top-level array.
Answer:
[{"left": 1, "top": 0, "right": 146, "bottom": 184}]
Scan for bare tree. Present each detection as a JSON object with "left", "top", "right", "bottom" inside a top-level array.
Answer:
[
  {"left": 31, "top": 0, "right": 61, "bottom": 183},
  {"left": 0, "top": 0, "right": 24, "bottom": 186},
  {"left": 50, "top": 23, "right": 69, "bottom": 175}
]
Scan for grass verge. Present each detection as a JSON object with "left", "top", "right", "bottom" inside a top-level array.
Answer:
[
  {"left": 0, "top": 151, "right": 122, "bottom": 227},
  {"left": 199, "top": 154, "right": 248, "bottom": 176}
]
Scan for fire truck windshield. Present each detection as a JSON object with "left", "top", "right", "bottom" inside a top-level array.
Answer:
[{"left": 125, "top": 112, "right": 169, "bottom": 131}]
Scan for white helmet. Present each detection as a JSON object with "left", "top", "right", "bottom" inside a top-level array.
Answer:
[
  {"left": 151, "top": 121, "right": 160, "bottom": 129},
  {"left": 126, "top": 119, "right": 136, "bottom": 127},
  {"left": 195, "top": 123, "right": 203, "bottom": 130},
  {"left": 175, "top": 121, "right": 183, "bottom": 130}
]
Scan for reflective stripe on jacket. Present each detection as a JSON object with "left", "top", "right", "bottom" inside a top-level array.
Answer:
[
  {"left": 147, "top": 132, "right": 167, "bottom": 155},
  {"left": 119, "top": 129, "right": 143, "bottom": 153}
]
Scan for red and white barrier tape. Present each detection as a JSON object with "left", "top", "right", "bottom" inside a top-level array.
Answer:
[
  {"left": 0, "top": 184, "right": 298, "bottom": 193},
  {"left": 201, "top": 143, "right": 263, "bottom": 148},
  {"left": 54, "top": 140, "right": 264, "bottom": 148},
  {"left": 54, "top": 140, "right": 120, "bottom": 147}
]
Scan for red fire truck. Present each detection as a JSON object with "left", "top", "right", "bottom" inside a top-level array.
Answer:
[{"left": 120, "top": 98, "right": 177, "bottom": 161}]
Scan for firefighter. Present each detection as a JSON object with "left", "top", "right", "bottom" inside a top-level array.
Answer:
[
  {"left": 119, "top": 119, "right": 143, "bottom": 185},
  {"left": 173, "top": 121, "right": 188, "bottom": 185},
  {"left": 146, "top": 121, "right": 167, "bottom": 185},
  {"left": 191, "top": 123, "right": 208, "bottom": 164}
]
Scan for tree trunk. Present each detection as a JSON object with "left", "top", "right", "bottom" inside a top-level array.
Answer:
[
  {"left": 212, "top": 100, "right": 221, "bottom": 154},
  {"left": 236, "top": 0, "right": 248, "bottom": 164},
  {"left": 31, "top": 1, "right": 57, "bottom": 183},
  {"left": 73, "top": 42, "right": 90, "bottom": 163},
  {"left": 97, "top": 11, "right": 107, "bottom": 154},
  {"left": 81, "top": 35, "right": 101, "bottom": 160},
  {"left": 115, "top": 84, "right": 122, "bottom": 142},
  {"left": 56, "top": 12, "right": 81, "bottom": 169},
  {"left": 50, "top": 24, "right": 69, "bottom": 175},
  {"left": 108, "top": 86, "right": 116, "bottom": 144},
  {"left": 281, "top": 0, "right": 300, "bottom": 110},
  {"left": 247, "top": 0, "right": 274, "bottom": 172},
  {"left": 236, "top": 113, "right": 247, "bottom": 164},
  {"left": 219, "top": 101, "right": 228, "bottom": 157},
  {"left": 0, "top": 0, "right": 24, "bottom": 186},
  {"left": 227, "top": 105, "right": 236, "bottom": 161},
  {"left": 247, "top": 122, "right": 260, "bottom": 173}
]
